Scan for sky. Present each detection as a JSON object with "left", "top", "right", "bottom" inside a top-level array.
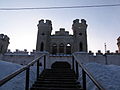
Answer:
[{"left": 0, "top": 0, "right": 120, "bottom": 53}]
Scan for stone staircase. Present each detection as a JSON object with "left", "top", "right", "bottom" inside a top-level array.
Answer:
[{"left": 30, "top": 68, "right": 83, "bottom": 90}]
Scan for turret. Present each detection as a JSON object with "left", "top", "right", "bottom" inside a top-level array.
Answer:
[
  {"left": 37, "top": 19, "right": 52, "bottom": 35},
  {"left": 36, "top": 19, "right": 52, "bottom": 51},
  {"left": 0, "top": 34, "right": 10, "bottom": 54},
  {"left": 72, "top": 19, "right": 88, "bottom": 52}
]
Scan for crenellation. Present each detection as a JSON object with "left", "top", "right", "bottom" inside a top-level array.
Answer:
[
  {"left": 38, "top": 19, "right": 52, "bottom": 26},
  {"left": 38, "top": 19, "right": 44, "bottom": 24},
  {"left": 46, "top": 20, "right": 52, "bottom": 25},
  {"left": 55, "top": 28, "right": 69, "bottom": 36},
  {"left": 96, "top": 50, "right": 103, "bottom": 55},
  {"left": 88, "top": 51, "right": 94, "bottom": 55}
]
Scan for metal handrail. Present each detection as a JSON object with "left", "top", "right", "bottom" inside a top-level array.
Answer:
[
  {"left": 0, "top": 54, "right": 46, "bottom": 90},
  {"left": 73, "top": 55, "right": 105, "bottom": 90}
]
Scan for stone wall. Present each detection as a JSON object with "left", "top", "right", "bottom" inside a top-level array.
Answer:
[
  {"left": 74, "top": 52, "right": 120, "bottom": 65},
  {"left": 0, "top": 51, "right": 120, "bottom": 66}
]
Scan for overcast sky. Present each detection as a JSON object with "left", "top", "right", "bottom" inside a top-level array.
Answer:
[{"left": 0, "top": 0, "right": 120, "bottom": 53}]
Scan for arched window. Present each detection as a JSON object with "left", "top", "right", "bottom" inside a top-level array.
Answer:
[
  {"left": 59, "top": 43, "right": 64, "bottom": 54},
  {"left": 52, "top": 43, "right": 57, "bottom": 54},
  {"left": 79, "top": 42, "right": 83, "bottom": 51},
  {"left": 40, "top": 42, "right": 44, "bottom": 51},
  {"left": 66, "top": 43, "right": 71, "bottom": 54}
]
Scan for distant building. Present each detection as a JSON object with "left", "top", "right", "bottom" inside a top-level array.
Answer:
[
  {"left": 117, "top": 37, "right": 120, "bottom": 53},
  {"left": 36, "top": 19, "right": 88, "bottom": 54},
  {"left": 0, "top": 34, "right": 10, "bottom": 54}
]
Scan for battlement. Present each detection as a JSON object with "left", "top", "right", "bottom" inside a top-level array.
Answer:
[
  {"left": 55, "top": 28, "right": 69, "bottom": 36},
  {"left": 0, "top": 34, "right": 10, "bottom": 42},
  {"left": 5, "top": 49, "right": 36, "bottom": 55},
  {"left": 72, "top": 19, "right": 88, "bottom": 30},
  {"left": 38, "top": 19, "right": 52, "bottom": 26},
  {"left": 88, "top": 50, "right": 120, "bottom": 56}
]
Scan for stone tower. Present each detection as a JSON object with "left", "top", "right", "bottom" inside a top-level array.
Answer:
[
  {"left": 36, "top": 19, "right": 52, "bottom": 51},
  {"left": 0, "top": 34, "right": 10, "bottom": 54},
  {"left": 117, "top": 36, "right": 120, "bottom": 53},
  {"left": 72, "top": 19, "right": 88, "bottom": 52}
]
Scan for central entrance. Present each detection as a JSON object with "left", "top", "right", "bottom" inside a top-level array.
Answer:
[{"left": 51, "top": 61, "right": 71, "bottom": 69}]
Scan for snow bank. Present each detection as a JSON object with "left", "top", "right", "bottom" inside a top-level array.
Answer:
[
  {"left": 0, "top": 60, "right": 42, "bottom": 90},
  {"left": 1, "top": 60, "right": 120, "bottom": 90},
  {"left": 78, "top": 63, "right": 120, "bottom": 90}
]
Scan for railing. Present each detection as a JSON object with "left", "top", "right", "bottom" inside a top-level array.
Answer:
[
  {"left": 72, "top": 55, "right": 105, "bottom": 90},
  {"left": 0, "top": 54, "right": 46, "bottom": 90}
]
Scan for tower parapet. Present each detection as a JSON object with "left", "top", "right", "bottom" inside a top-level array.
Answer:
[
  {"left": 38, "top": 19, "right": 52, "bottom": 26},
  {"left": 72, "top": 19, "right": 87, "bottom": 33},
  {"left": 0, "top": 34, "right": 10, "bottom": 54}
]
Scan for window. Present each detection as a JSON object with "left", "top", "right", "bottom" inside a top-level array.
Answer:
[
  {"left": 59, "top": 43, "right": 64, "bottom": 53},
  {"left": 52, "top": 43, "right": 57, "bottom": 54},
  {"left": 79, "top": 33, "right": 82, "bottom": 36},
  {"left": 66, "top": 43, "right": 71, "bottom": 54}
]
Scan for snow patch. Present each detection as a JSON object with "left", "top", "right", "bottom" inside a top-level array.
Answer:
[
  {"left": 0, "top": 60, "right": 42, "bottom": 90},
  {"left": 78, "top": 63, "right": 120, "bottom": 90}
]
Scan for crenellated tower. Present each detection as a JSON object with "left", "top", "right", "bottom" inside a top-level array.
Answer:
[
  {"left": 72, "top": 19, "right": 88, "bottom": 52},
  {"left": 36, "top": 19, "right": 52, "bottom": 51}
]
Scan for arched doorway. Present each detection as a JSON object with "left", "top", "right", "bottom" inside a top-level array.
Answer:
[
  {"left": 79, "top": 42, "right": 83, "bottom": 51},
  {"left": 51, "top": 61, "right": 71, "bottom": 69},
  {"left": 40, "top": 42, "right": 44, "bottom": 51},
  {"left": 66, "top": 43, "right": 71, "bottom": 54},
  {"left": 59, "top": 43, "right": 64, "bottom": 54},
  {"left": 52, "top": 43, "right": 57, "bottom": 54}
]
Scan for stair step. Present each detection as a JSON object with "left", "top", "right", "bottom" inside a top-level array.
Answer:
[
  {"left": 33, "top": 84, "right": 81, "bottom": 88},
  {"left": 35, "top": 81, "right": 80, "bottom": 84},
  {"left": 37, "top": 78, "right": 77, "bottom": 82},
  {"left": 30, "top": 87, "right": 83, "bottom": 90},
  {"left": 30, "top": 68, "right": 82, "bottom": 90},
  {"left": 39, "top": 77, "right": 76, "bottom": 79}
]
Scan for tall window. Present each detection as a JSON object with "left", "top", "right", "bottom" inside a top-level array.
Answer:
[
  {"left": 40, "top": 42, "right": 44, "bottom": 51},
  {"left": 79, "top": 42, "right": 83, "bottom": 51},
  {"left": 66, "top": 43, "right": 71, "bottom": 54},
  {"left": 52, "top": 43, "right": 57, "bottom": 54},
  {"left": 59, "top": 43, "right": 64, "bottom": 54}
]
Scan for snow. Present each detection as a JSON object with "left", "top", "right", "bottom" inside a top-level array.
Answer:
[
  {"left": 0, "top": 60, "right": 120, "bottom": 90},
  {"left": 0, "top": 60, "right": 42, "bottom": 90},
  {"left": 78, "top": 63, "right": 120, "bottom": 90}
]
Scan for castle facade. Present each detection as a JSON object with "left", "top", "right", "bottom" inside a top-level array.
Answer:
[{"left": 36, "top": 19, "right": 88, "bottom": 54}]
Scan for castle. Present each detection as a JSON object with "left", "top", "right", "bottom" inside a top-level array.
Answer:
[
  {"left": 36, "top": 19, "right": 88, "bottom": 54},
  {"left": 0, "top": 19, "right": 120, "bottom": 66}
]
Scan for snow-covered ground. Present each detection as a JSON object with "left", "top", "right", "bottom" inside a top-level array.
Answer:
[
  {"left": 78, "top": 63, "right": 120, "bottom": 90},
  {"left": 0, "top": 60, "right": 120, "bottom": 90},
  {"left": 0, "top": 60, "right": 42, "bottom": 90}
]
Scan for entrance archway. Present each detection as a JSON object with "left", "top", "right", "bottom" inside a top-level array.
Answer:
[{"left": 51, "top": 61, "right": 71, "bottom": 69}]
